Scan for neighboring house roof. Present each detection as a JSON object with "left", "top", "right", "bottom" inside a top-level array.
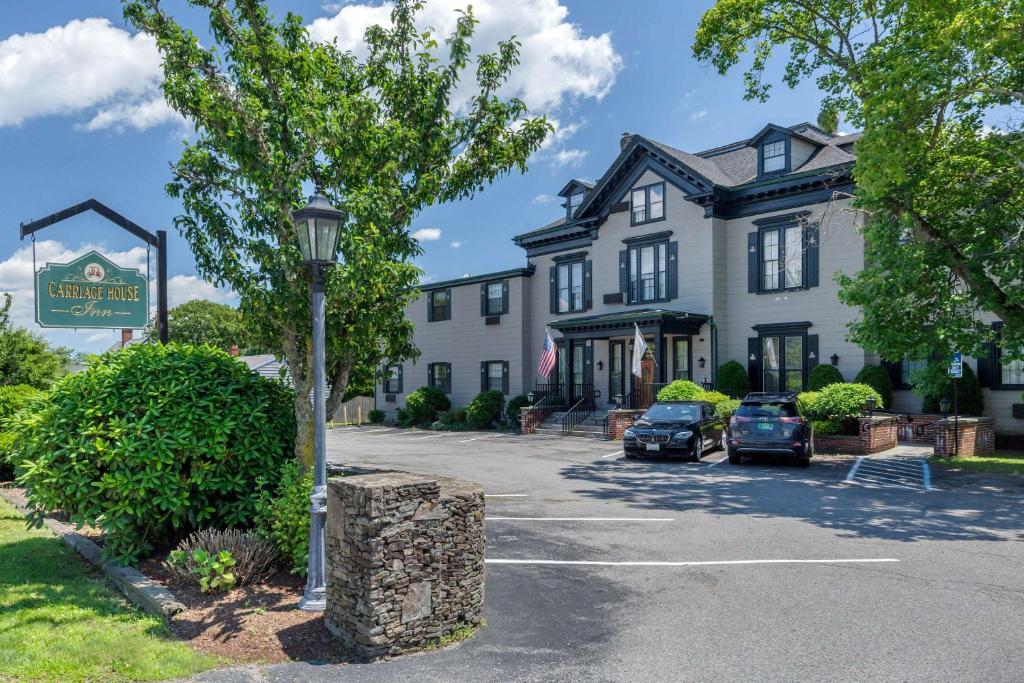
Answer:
[
  {"left": 417, "top": 265, "right": 536, "bottom": 292},
  {"left": 239, "top": 354, "right": 288, "bottom": 382},
  {"left": 104, "top": 336, "right": 150, "bottom": 353}
]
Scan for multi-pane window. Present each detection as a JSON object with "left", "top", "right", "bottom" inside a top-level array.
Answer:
[
  {"left": 556, "top": 260, "right": 585, "bottom": 313},
  {"left": 761, "top": 224, "right": 804, "bottom": 291},
  {"left": 1002, "top": 355, "right": 1024, "bottom": 385},
  {"left": 486, "top": 361, "right": 504, "bottom": 392},
  {"left": 568, "top": 191, "right": 584, "bottom": 217},
  {"left": 762, "top": 140, "right": 786, "bottom": 173},
  {"left": 609, "top": 342, "right": 624, "bottom": 400},
  {"left": 486, "top": 282, "right": 503, "bottom": 315},
  {"left": 762, "top": 334, "right": 804, "bottom": 392},
  {"left": 428, "top": 363, "right": 451, "bottom": 393},
  {"left": 430, "top": 289, "right": 449, "bottom": 321},
  {"left": 384, "top": 365, "right": 402, "bottom": 394},
  {"left": 630, "top": 182, "right": 665, "bottom": 225},
  {"left": 901, "top": 358, "right": 929, "bottom": 386},
  {"left": 629, "top": 241, "right": 668, "bottom": 303},
  {"left": 673, "top": 338, "right": 690, "bottom": 380}
]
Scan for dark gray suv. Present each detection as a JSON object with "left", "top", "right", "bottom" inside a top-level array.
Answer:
[{"left": 726, "top": 392, "right": 812, "bottom": 467}]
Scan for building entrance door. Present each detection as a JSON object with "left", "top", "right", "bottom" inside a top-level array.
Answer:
[{"left": 639, "top": 357, "right": 656, "bottom": 408}]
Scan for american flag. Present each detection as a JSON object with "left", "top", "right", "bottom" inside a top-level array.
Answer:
[{"left": 537, "top": 330, "right": 557, "bottom": 377}]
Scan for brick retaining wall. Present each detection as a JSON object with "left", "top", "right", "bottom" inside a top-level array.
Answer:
[
  {"left": 324, "top": 472, "right": 485, "bottom": 660},
  {"left": 894, "top": 413, "right": 944, "bottom": 446},
  {"left": 520, "top": 407, "right": 545, "bottom": 435},
  {"left": 815, "top": 416, "right": 898, "bottom": 455},
  {"left": 934, "top": 417, "right": 996, "bottom": 457},
  {"left": 606, "top": 410, "right": 644, "bottom": 440}
]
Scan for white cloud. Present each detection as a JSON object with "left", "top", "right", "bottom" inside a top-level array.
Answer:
[
  {"left": 553, "top": 148, "right": 587, "bottom": 168},
  {"left": 166, "top": 274, "right": 236, "bottom": 308},
  {"left": 308, "top": 0, "right": 621, "bottom": 114},
  {"left": 449, "top": 240, "right": 462, "bottom": 249},
  {"left": 533, "top": 194, "right": 559, "bottom": 205},
  {"left": 0, "top": 18, "right": 177, "bottom": 131},
  {"left": 689, "top": 109, "right": 707, "bottom": 122},
  {"left": 412, "top": 228, "right": 442, "bottom": 241}
]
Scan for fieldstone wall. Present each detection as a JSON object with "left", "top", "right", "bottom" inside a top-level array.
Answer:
[
  {"left": 815, "top": 416, "right": 898, "bottom": 455},
  {"left": 324, "top": 472, "right": 485, "bottom": 660},
  {"left": 606, "top": 409, "right": 644, "bottom": 440},
  {"left": 934, "top": 417, "right": 996, "bottom": 457}
]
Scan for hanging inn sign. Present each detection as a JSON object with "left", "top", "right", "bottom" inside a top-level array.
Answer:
[
  {"left": 35, "top": 251, "right": 149, "bottom": 329},
  {"left": 20, "top": 199, "right": 169, "bottom": 341}
]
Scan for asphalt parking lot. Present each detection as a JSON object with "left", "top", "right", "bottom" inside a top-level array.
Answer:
[{"left": 222, "top": 427, "right": 1024, "bottom": 682}]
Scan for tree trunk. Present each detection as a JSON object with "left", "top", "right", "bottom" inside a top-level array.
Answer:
[
  {"left": 326, "top": 361, "right": 352, "bottom": 420},
  {"left": 283, "top": 322, "right": 315, "bottom": 469}
]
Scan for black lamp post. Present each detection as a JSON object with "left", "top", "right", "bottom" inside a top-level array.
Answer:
[
  {"left": 865, "top": 396, "right": 877, "bottom": 417},
  {"left": 293, "top": 194, "right": 343, "bottom": 612}
]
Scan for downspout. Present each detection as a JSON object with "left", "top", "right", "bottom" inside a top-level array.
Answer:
[{"left": 709, "top": 316, "right": 718, "bottom": 389}]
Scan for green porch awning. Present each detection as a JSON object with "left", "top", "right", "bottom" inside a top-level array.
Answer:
[{"left": 549, "top": 309, "right": 708, "bottom": 339}]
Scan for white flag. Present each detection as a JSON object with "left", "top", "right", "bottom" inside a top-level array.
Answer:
[{"left": 631, "top": 323, "right": 647, "bottom": 378}]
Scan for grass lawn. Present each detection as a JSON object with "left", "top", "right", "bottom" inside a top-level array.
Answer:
[
  {"left": 0, "top": 498, "right": 219, "bottom": 683},
  {"left": 934, "top": 451, "right": 1024, "bottom": 475}
]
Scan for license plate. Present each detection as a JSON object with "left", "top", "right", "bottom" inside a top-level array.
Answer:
[
  {"left": 645, "top": 442, "right": 661, "bottom": 451},
  {"left": 757, "top": 422, "right": 775, "bottom": 431}
]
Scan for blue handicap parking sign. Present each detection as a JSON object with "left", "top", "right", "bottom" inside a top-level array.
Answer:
[{"left": 949, "top": 351, "right": 963, "bottom": 378}]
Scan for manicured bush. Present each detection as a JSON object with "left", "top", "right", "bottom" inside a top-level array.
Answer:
[
  {"left": 854, "top": 365, "right": 894, "bottom": 409},
  {"left": 920, "top": 362, "right": 984, "bottom": 416},
  {"left": 0, "top": 385, "right": 43, "bottom": 480},
  {"left": 255, "top": 460, "right": 311, "bottom": 576},
  {"left": 716, "top": 360, "right": 751, "bottom": 398},
  {"left": 715, "top": 398, "right": 741, "bottom": 420},
  {"left": 797, "top": 391, "right": 819, "bottom": 418},
  {"left": 164, "top": 528, "right": 277, "bottom": 589},
  {"left": 812, "top": 419, "right": 844, "bottom": 435},
  {"left": 395, "top": 407, "right": 409, "bottom": 425},
  {"left": 466, "top": 390, "right": 505, "bottom": 428},
  {"left": 808, "top": 364, "right": 845, "bottom": 391},
  {"left": 810, "top": 382, "right": 883, "bottom": 433},
  {"left": 368, "top": 409, "right": 385, "bottom": 424},
  {"left": 657, "top": 380, "right": 704, "bottom": 401},
  {"left": 404, "top": 385, "right": 451, "bottom": 426},
  {"left": 505, "top": 394, "right": 531, "bottom": 425},
  {"left": 13, "top": 344, "right": 296, "bottom": 565}
]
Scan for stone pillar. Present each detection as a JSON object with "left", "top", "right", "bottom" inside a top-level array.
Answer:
[
  {"left": 324, "top": 472, "right": 485, "bottom": 659},
  {"left": 934, "top": 417, "right": 995, "bottom": 457},
  {"left": 606, "top": 409, "right": 643, "bottom": 440}
]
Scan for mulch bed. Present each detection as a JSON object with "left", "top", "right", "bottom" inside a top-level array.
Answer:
[{"left": 140, "top": 560, "right": 349, "bottom": 664}]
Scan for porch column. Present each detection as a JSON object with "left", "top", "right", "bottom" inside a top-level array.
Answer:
[{"left": 657, "top": 330, "right": 668, "bottom": 384}]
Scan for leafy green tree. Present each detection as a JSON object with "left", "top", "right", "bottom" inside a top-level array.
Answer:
[
  {"left": 146, "top": 299, "right": 248, "bottom": 351},
  {"left": 693, "top": 0, "right": 1024, "bottom": 364},
  {"left": 124, "top": 0, "right": 550, "bottom": 465},
  {"left": 0, "top": 295, "right": 70, "bottom": 389}
]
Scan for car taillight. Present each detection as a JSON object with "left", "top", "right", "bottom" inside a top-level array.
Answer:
[
  {"left": 730, "top": 416, "right": 751, "bottom": 427},
  {"left": 779, "top": 417, "right": 804, "bottom": 425}
]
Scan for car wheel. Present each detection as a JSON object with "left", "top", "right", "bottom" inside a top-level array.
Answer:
[
  {"left": 796, "top": 455, "right": 810, "bottom": 468},
  {"left": 691, "top": 438, "right": 703, "bottom": 462},
  {"left": 728, "top": 448, "right": 741, "bottom": 465},
  {"left": 624, "top": 451, "right": 637, "bottom": 460}
]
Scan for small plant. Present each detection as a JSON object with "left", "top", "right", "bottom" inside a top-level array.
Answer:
[
  {"left": 167, "top": 548, "right": 237, "bottom": 593},
  {"left": 165, "top": 528, "right": 278, "bottom": 588},
  {"left": 716, "top": 361, "right": 751, "bottom": 398},
  {"left": 368, "top": 409, "right": 385, "bottom": 424},
  {"left": 808, "top": 364, "right": 845, "bottom": 391},
  {"left": 854, "top": 364, "right": 894, "bottom": 409},
  {"left": 809, "top": 382, "right": 883, "bottom": 434},
  {"left": 466, "top": 390, "right": 505, "bottom": 428},
  {"left": 256, "top": 460, "right": 312, "bottom": 576}
]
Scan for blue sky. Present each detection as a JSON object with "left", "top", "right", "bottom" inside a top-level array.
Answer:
[{"left": 0, "top": 0, "right": 827, "bottom": 352}]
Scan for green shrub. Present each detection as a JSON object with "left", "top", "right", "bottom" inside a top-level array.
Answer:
[
  {"left": 797, "top": 391, "right": 819, "bottom": 418},
  {"left": 854, "top": 365, "right": 894, "bottom": 409},
  {"left": 716, "top": 360, "right": 750, "bottom": 398},
  {"left": 13, "top": 343, "right": 296, "bottom": 565},
  {"left": 466, "top": 390, "right": 504, "bottom": 428},
  {"left": 368, "top": 409, "right": 385, "bottom": 424},
  {"left": 164, "top": 528, "right": 277, "bottom": 588},
  {"left": 404, "top": 386, "right": 451, "bottom": 426},
  {"left": 808, "top": 364, "right": 845, "bottom": 391},
  {"left": 256, "top": 460, "right": 311, "bottom": 576},
  {"left": 920, "top": 362, "right": 984, "bottom": 416},
  {"left": 0, "top": 385, "right": 43, "bottom": 480},
  {"left": 812, "top": 419, "right": 844, "bottom": 436},
  {"left": 395, "top": 407, "right": 409, "bottom": 425},
  {"left": 812, "top": 382, "right": 883, "bottom": 421},
  {"left": 505, "top": 394, "right": 531, "bottom": 425},
  {"left": 657, "top": 380, "right": 704, "bottom": 401},
  {"left": 715, "top": 398, "right": 741, "bottom": 420},
  {"left": 167, "top": 548, "right": 237, "bottom": 594}
]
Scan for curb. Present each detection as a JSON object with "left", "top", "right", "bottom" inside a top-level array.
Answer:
[{"left": 0, "top": 487, "right": 185, "bottom": 619}]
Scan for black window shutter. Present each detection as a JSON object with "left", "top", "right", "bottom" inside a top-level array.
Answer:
[
  {"left": 502, "top": 361, "right": 510, "bottom": 395},
  {"left": 977, "top": 344, "right": 994, "bottom": 387},
  {"left": 502, "top": 280, "right": 509, "bottom": 315},
  {"left": 584, "top": 260, "right": 593, "bottom": 310},
  {"left": 481, "top": 362, "right": 488, "bottom": 392},
  {"left": 427, "top": 363, "right": 433, "bottom": 387},
  {"left": 619, "top": 250, "right": 629, "bottom": 298},
  {"left": 446, "top": 363, "right": 452, "bottom": 393},
  {"left": 747, "top": 232, "right": 758, "bottom": 293},
  {"left": 805, "top": 224, "right": 819, "bottom": 288},
  {"left": 747, "top": 337, "right": 762, "bottom": 391},
  {"left": 445, "top": 290, "right": 451, "bottom": 320},
  {"left": 667, "top": 241, "right": 679, "bottom": 300},
  {"left": 806, "top": 334, "right": 819, "bottom": 374},
  {"left": 549, "top": 266, "right": 558, "bottom": 314},
  {"left": 397, "top": 365, "right": 404, "bottom": 393},
  {"left": 427, "top": 292, "right": 435, "bottom": 322},
  {"left": 881, "top": 359, "right": 901, "bottom": 387},
  {"left": 480, "top": 284, "right": 487, "bottom": 317}
]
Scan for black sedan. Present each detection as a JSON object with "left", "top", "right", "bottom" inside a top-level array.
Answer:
[{"left": 623, "top": 400, "right": 724, "bottom": 461}]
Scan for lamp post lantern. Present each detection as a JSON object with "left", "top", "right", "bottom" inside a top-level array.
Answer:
[{"left": 293, "top": 194, "right": 343, "bottom": 612}]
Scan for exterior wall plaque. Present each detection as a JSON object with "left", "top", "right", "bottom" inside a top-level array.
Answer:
[{"left": 35, "top": 251, "right": 149, "bottom": 329}]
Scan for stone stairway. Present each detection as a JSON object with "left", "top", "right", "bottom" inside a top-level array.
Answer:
[{"left": 533, "top": 412, "right": 610, "bottom": 440}]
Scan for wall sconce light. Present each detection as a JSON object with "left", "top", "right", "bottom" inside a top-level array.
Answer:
[
  {"left": 597, "top": 360, "right": 604, "bottom": 371},
  {"left": 697, "top": 356, "right": 706, "bottom": 368},
  {"left": 830, "top": 353, "right": 840, "bottom": 366}
]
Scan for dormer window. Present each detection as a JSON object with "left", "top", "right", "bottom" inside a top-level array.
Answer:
[
  {"left": 567, "top": 191, "right": 584, "bottom": 219},
  {"left": 762, "top": 140, "right": 787, "bottom": 173}
]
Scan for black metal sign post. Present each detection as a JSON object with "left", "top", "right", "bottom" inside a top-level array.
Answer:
[{"left": 19, "top": 199, "right": 169, "bottom": 343}]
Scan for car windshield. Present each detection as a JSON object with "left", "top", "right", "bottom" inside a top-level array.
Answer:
[
  {"left": 735, "top": 402, "right": 797, "bottom": 418},
  {"left": 643, "top": 403, "right": 699, "bottom": 421}
]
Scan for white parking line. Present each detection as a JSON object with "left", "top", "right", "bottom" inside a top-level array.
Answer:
[
  {"left": 459, "top": 434, "right": 504, "bottom": 443},
  {"left": 486, "top": 494, "right": 528, "bottom": 498},
  {"left": 487, "top": 517, "right": 674, "bottom": 522},
  {"left": 486, "top": 558, "right": 900, "bottom": 567},
  {"left": 358, "top": 428, "right": 397, "bottom": 435},
  {"left": 706, "top": 454, "right": 729, "bottom": 467},
  {"left": 844, "top": 456, "right": 864, "bottom": 483},
  {"left": 405, "top": 433, "right": 447, "bottom": 441},
  {"left": 601, "top": 451, "right": 621, "bottom": 459},
  {"left": 845, "top": 455, "right": 931, "bottom": 491}
]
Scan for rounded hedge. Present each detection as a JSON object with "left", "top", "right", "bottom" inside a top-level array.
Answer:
[
  {"left": 404, "top": 385, "right": 451, "bottom": 426},
  {"left": 505, "top": 394, "right": 531, "bottom": 424},
  {"left": 368, "top": 409, "right": 385, "bottom": 424},
  {"left": 922, "top": 362, "right": 984, "bottom": 416},
  {"left": 12, "top": 344, "right": 296, "bottom": 565},
  {"left": 466, "top": 390, "right": 504, "bottom": 428},
  {"left": 0, "top": 385, "right": 43, "bottom": 480},
  {"left": 657, "top": 380, "right": 704, "bottom": 402},
  {"left": 716, "top": 361, "right": 750, "bottom": 399},
  {"left": 854, "top": 365, "right": 894, "bottom": 409},
  {"left": 809, "top": 382, "right": 883, "bottom": 421},
  {"left": 808, "top": 364, "right": 845, "bottom": 391}
]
